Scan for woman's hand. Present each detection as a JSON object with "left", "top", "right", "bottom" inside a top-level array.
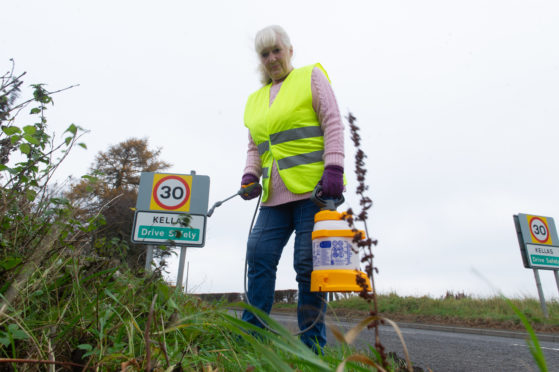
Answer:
[
  {"left": 240, "top": 173, "right": 262, "bottom": 200},
  {"left": 320, "top": 165, "right": 344, "bottom": 197}
]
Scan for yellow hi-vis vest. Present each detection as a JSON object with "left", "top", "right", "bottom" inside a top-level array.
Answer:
[{"left": 244, "top": 63, "right": 328, "bottom": 202}]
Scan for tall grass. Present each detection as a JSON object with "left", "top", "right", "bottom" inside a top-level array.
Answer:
[
  {"left": 0, "top": 252, "right": 411, "bottom": 371},
  {"left": 2, "top": 261, "right": 554, "bottom": 371},
  {"left": 0, "top": 253, "right": 254, "bottom": 370}
]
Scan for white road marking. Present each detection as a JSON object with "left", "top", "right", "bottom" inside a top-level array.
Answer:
[{"left": 512, "top": 343, "right": 559, "bottom": 352}]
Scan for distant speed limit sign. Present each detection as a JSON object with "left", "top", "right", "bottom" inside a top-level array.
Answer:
[
  {"left": 529, "top": 216, "right": 550, "bottom": 244},
  {"left": 150, "top": 174, "right": 192, "bottom": 212}
]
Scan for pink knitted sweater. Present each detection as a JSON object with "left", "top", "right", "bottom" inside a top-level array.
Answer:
[{"left": 243, "top": 67, "right": 344, "bottom": 206}]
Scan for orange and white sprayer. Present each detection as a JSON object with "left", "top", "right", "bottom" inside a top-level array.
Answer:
[{"left": 310, "top": 187, "right": 372, "bottom": 292}]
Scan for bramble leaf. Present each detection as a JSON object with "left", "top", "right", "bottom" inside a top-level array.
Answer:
[
  {"left": 2, "top": 126, "right": 21, "bottom": 135},
  {"left": 23, "top": 125, "right": 37, "bottom": 134},
  {"left": 66, "top": 123, "right": 78, "bottom": 135},
  {"left": 0, "top": 336, "right": 9, "bottom": 347},
  {"left": 23, "top": 134, "right": 40, "bottom": 145},
  {"left": 10, "top": 135, "right": 21, "bottom": 144},
  {"left": 0, "top": 257, "right": 22, "bottom": 270},
  {"left": 19, "top": 143, "right": 30, "bottom": 154},
  {"left": 7, "top": 324, "right": 28, "bottom": 340},
  {"left": 26, "top": 189, "right": 37, "bottom": 201}
]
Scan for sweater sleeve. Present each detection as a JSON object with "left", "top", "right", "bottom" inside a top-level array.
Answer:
[
  {"left": 243, "top": 130, "right": 262, "bottom": 178},
  {"left": 311, "top": 67, "right": 345, "bottom": 169}
]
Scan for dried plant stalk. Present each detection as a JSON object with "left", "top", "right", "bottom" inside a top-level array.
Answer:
[{"left": 343, "top": 112, "right": 387, "bottom": 368}]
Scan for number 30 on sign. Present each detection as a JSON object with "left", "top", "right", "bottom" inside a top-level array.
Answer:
[
  {"left": 529, "top": 215, "right": 551, "bottom": 244},
  {"left": 150, "top": 174, "right": 192, "bottom": 212}
]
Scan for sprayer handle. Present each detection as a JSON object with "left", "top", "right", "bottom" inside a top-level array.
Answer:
[
  {"left": 311, "top": 184, "right": 345, "bottom": 210},
  {"left": 238, "top": 182, "right": 259, "bottom": 195},
  {"left": 237, "top": 182, "right": 262, "bottom": 201}
]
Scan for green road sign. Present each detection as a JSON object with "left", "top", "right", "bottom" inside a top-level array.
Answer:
[
  {"left": 526, "top": 244, "right": 559, "bottom": 269},
  {"left": 132, "top": 211, "right": 206, "bottom": 247},
  {"left": 137, "top": 226, "right": 200, "bottom": 241}
]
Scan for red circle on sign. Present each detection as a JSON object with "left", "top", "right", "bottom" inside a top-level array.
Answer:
[
  {"left": 152, "top": 176, "right": 190, "bottom": 210},
  {"left": 529, "top": 217, "right": 550, "bottom": 243}
]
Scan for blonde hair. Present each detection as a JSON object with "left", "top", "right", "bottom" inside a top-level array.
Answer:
[{"left": 254, "top": 25, "right": 293, "bottom": 85}]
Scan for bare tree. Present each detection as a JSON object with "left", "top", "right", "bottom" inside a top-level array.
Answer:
[{"left": 67, "top": 138, "right": 171, "bottom": 269}]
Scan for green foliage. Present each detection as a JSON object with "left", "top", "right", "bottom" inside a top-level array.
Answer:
[
  {"left": 1, "top": 246, "right": 407, "bottom": 371},
  {"left": 0, "top": 84, "right": 79, "bottom": 189},
  {"left": 0, "top": 323, "right": 28, "bottom": 358},
  {"left": 1, "top": 61, "right": 87, "bottom": 295},
  {"left": 224, "top": 304, "right": 332, "bottom": 371},
  {"left": 223, "top": 304, "right": 409, "bottom": 371}
]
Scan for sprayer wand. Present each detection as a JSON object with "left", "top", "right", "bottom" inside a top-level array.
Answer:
[{"left": 207, "top": 182, "right": 260, "bottom": 217}]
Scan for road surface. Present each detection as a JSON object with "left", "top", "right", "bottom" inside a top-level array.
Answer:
[{"left": 271, "top": 313, "right": 559, "bottom": 371}]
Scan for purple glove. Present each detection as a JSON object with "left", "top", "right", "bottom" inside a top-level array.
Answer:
[
  {"left": 240, "top": 173, "right": 262, "bottom": 200},
  {"left": 320, "top": 165, "right": 344, "bottom": 197}
]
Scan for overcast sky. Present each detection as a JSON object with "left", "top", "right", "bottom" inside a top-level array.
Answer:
[{"left": 3, "top": 0, "right": 559, "bottom": 299}]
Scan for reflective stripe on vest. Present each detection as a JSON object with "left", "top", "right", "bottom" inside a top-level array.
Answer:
[
  {"left": 277, "top": 150, "right": 324, "bottom": 170},
  {"left": 257, "top": 141, "right": 269, "bottom": 156},
  {"left": 270, "top": 126, "right": 323, "bottom": 146}
]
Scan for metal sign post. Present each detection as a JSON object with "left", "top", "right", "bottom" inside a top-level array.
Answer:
[
  {"left": 176, "top": 246, "right": 187, "bottom": 292},
  {"left": 185, "top": 261, "right": 190, "bottom": 293},
  {"left": 132, "top": 171, "right": 210, "bottom": 289},
  {"left": 532, "top": 268, "right": 549, "bottom": 318},
  {"left": 514, "top": 213, "right": 559, "bottom": 318},
  {"left": 145, "top": 245, "right": 155, "bottom": 272}
]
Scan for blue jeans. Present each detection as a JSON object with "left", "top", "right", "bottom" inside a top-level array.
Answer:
[{"left": 242, "top": 199, "right": 327, "bottom": 350}]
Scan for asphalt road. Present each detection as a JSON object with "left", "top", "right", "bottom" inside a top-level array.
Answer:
[{"left": 270, "top": 313, "right": 559, "bottom": 372}]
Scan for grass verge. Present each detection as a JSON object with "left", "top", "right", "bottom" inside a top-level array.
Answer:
[
  {"left": 0, "top": 254, "right": 407, "bottom": 371},
  {"left": 271, "top": 292, "right": 559, "bottom": 333}
]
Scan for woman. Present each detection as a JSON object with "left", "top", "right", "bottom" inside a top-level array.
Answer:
[{"left": 240, "top": 25, "right": 345, "bottom": 351}]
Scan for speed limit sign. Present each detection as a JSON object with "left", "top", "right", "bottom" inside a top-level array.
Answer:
[
  {"left": 515, "top": 213, "right": 558, "bottom": 249},
  {"left": 135, "top": 172, "right": 210, "bottom": 215},
  {"left": 150, "top": 175, "right": 191, "bottom": 211},
  {"left": 529, "top": 216, "right": 550, "bottom": 244}
]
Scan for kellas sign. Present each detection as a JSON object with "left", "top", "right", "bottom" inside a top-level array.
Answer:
[
  {"left": 514, "top": 213, "right": 559, "bottom": 269},
  {"left": 132, "top": 172, "right": 210, "bottom": 247},
  {"left": 132, "top": 211, "right": 206, "bottom": 247},
  {"left": 525, "top": 245, "right": 559, "bottom": 269}
]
